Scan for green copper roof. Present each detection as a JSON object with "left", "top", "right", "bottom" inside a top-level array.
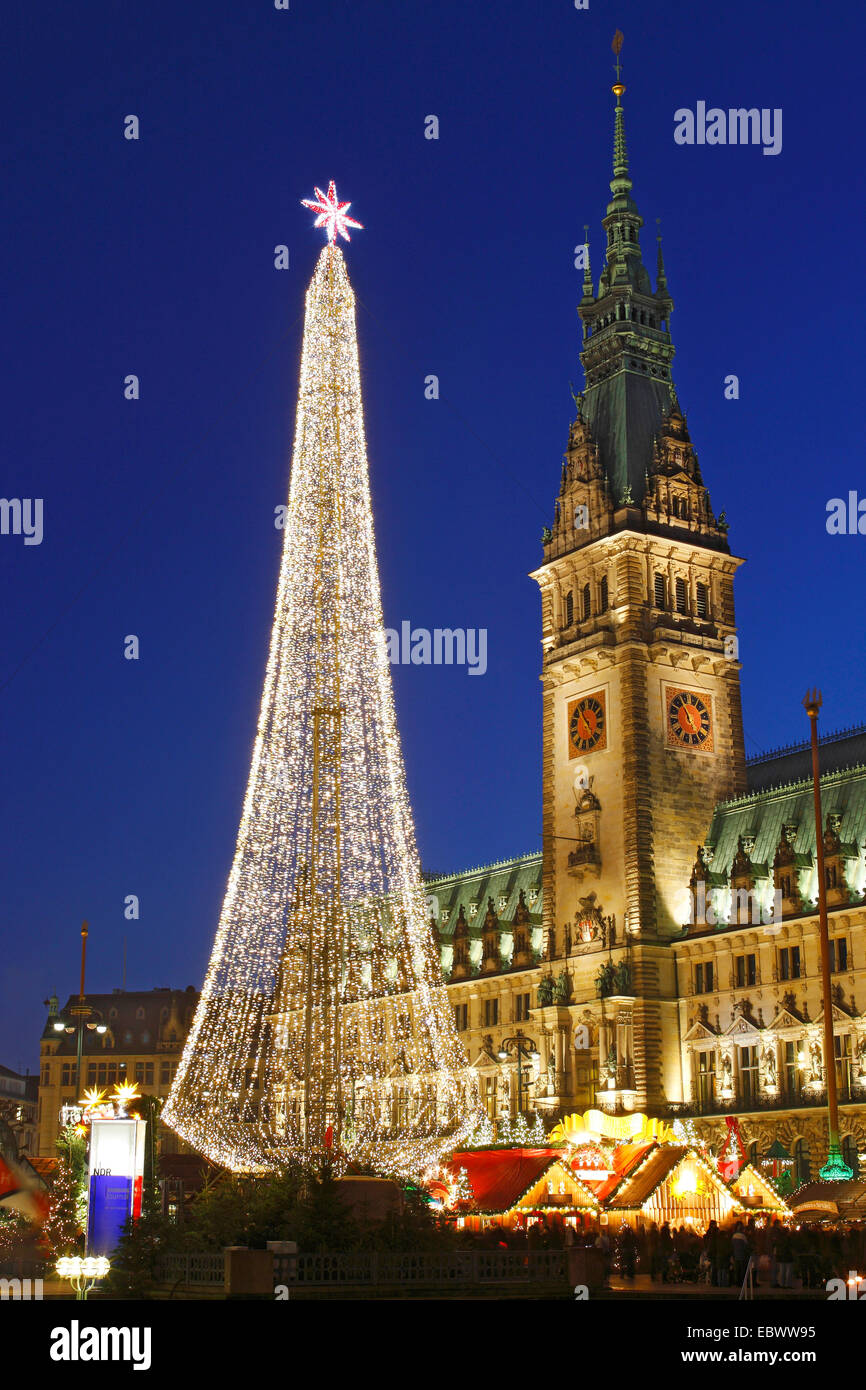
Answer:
[
  {"left": 577, "top": 72, "right": 676, "bottom": 503},
  {"left": 425, "top": 851, "right": 542, "bottom": 942},
  {"left": 704, "top": 762, "right": 866, "bottom": 884},
  {"left": 582, "top": 371, "right": 674, "bottom": 501}
]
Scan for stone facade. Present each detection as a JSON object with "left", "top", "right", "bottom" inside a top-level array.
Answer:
[{"left": 36, "top": 987, "right": 197, "bottom": 1156}]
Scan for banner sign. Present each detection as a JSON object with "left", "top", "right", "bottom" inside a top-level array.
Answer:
[{"left": 86, "top": 1117, "right": 145, "bottom": 1255}]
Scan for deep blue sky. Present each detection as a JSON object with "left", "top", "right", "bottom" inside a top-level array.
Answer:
[{"left": 2, "top": 1, "right": 863, "bottom": 1069}]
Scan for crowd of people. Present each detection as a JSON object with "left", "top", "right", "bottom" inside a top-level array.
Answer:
[
  {"left": 605, "top": 1218, "right": 866, "bottom": 1289},
  {"left": 467, "top": 1214, "right": 866, "bottom": 1292}
]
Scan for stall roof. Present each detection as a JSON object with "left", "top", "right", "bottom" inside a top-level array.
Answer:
[
  {"left": 606, "top": 1145, "right": 735, "bottom": 1212},
  {"left": 791, "top": 1180, "right": 866, "bottom": 1220},
  {"left": 450, "top": 1147, "right": 598, "bottom": 1215}
]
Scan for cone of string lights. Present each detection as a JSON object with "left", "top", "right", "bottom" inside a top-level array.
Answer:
[{"left": 163, "top": 184, "right": 480, "bottom": 1178}]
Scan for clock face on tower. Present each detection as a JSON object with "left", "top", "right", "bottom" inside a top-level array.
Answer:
[
  {"left": 568, "top": 692, "right": 607, "bottom": 757},
  {"left": 666, "top": 687, "right": 714, "bottom": 751}
]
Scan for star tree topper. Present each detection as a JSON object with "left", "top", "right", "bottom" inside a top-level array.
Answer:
[{"left": 301, "top": 181, "right": 364, "bottom": 243}]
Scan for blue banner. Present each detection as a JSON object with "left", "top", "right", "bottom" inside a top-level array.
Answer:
[{"left": 88, "top": 1173, "right": 133, "bottom": 1255}]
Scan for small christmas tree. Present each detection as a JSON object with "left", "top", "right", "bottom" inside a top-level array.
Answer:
[
  {"left": 41, "top": 1125, "right": 86, "bottom": 1260},
  {"left": 510, "top": 1112, "right": 531, "bottom": 1145},
  {"left": 528, "top": 1112, "right": 548, "bottom": 1145},
  {"left": 465, "top": 1114, "right": 496, "bottom": 1149},
  {"left": 451, "top": 1167, "right": 474, "bottom": 1208}
]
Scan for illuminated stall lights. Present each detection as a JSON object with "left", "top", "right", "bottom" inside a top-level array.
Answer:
[{"left": 606, "top": 1145, "right": 746, "bottom": 1229}]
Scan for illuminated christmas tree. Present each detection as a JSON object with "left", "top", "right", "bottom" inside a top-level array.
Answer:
[
  {"left": 164, "top": 184, "right": 479, "bottom": 1177},
  {"left": 41, "top": 1125, "right": 86, "bottom": 1259}
]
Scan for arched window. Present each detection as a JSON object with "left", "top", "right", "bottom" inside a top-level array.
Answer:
[
  {"left": 696, "top": 582, "right": 709, "bottom": 619},
  {"left": 654, "top": 574, "right": 665, "bottom": 609},
  {"left": 582, "top": 584, "right": 591, "bottom": 620},
  {"left": 842, "top": 1135, "right": 860, "bottom": 1177},
  {"left": 793, "top": 1138, "right": 811, "bottom": 1186},
  {"left": 675, "top": 577, "right": 687, "bottom": 613},
  {"left": 565, "top": 591, "right": 574, "bottom": 627},
  {"left": 599, "top": 575, "right": 609, "bottom": 612}
]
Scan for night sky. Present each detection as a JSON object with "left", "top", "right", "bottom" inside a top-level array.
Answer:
[{"left": 2, "top": 0, "right": 863, "bottom": 1068}]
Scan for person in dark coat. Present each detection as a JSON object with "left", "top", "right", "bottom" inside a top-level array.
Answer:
[
  {"left": 618, "top": 1223, "right": 637, "bottom": 1279},
  {"left": 731, "top": 1221, "right": 751, "bottom": 1287}
]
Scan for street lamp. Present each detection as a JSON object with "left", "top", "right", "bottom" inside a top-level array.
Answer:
[
  {"left": 52, "top": 923, "right": 108, "bottom": 1098},
  {"left": 56, "top": 1255, "right": 110, "bottom": 1300},
  {"left": 804, "top": 691, "right": 854, "bottom": 1181},
  {"left": 496, "top": 1031, "right": 540, "bottom": 1116}
]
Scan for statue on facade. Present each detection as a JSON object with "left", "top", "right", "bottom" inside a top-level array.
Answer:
[
  {"left": 604, "top": 1045, "right": 618, "bottom": 1083},
  {"left": 762, "top": 1047, "right": 777, "bottom": 1090},
  {"left": 546, "top": 1054, "right": 556, "bottom": 1096},
  {"left": 499, "top": 1074, "right": 511, "bottom": 1118},
  {"left": 596, "top": 961, "right": 615, "bottom": 998},
  {"left": 809, "top": 1040, "right": 823, "bottom": 1084},
  {"left": 553, "top": 970, "right": 572, "bottom": 1005},
  {"left": 614, "top": 960, "right": 631, "bottom": 995},
  {"left": 537, "top": 974, "right": 555, "bottom": 1007},
  {"left": 720, "top": 1053, "right": 733, "bottom": 1093}
]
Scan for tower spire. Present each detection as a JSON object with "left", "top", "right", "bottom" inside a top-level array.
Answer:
[
  {"left": 656, "top": 217, "right": 668, "bottom": 293},
  {"left": 611, "top": 29, "right": 628, "bottom": 180},
  {"left": 574, "top": 35, "right": 678, "bottom": 505}
]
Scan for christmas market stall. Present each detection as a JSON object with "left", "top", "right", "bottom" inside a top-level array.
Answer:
[
  {"left": 603, "top": 1145, "right": 745, "bottom": 1232},
  {"left": 789, "top": 1179, "right": 866, "bottom": 1224},
  {"left": 727, "top": 1163, "right": 791, "bottom": 1219},
  {"left": 446, "top": 1148, "right": 599, "bottom": 1232}
]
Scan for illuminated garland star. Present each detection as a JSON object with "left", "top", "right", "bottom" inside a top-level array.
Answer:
[{"left": 301, "top": 181, "right": 364, "bottom": 243}]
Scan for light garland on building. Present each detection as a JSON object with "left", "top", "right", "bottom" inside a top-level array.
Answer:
[{"left": 163, "top": 191, "right": 480, "bottom": 1177}]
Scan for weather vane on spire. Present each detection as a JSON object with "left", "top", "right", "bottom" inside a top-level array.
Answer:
[
  {"left": 611, "top": 29, "right": 625, "bottom": 97},
  {"left": 301, "top": 181, "right": 364, "bottom": 244}
]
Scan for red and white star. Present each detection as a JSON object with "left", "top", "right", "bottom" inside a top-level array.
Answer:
[{"left": 301, "top": 181, "right": 364, "bottom": 243}]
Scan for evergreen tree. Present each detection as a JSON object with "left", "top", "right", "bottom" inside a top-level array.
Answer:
[{"left": 41, "top": 1125, "right": 86, "bottom": 1260}]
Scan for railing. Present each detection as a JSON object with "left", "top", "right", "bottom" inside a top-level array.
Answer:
[
  {"left": 0, "top": 1257, "right": 45, "bottom": 1280},
  {"left": 272, "top": 1250, "right": 567, "bottom": 1289},
  {"left": 666, "top": 1086, "right": 866, "bottom": 1118},
  {"left": 738, "top": 1257, "right": 755, "bottom": 1302},
  {"left": 154, "top": 1253, "right": 226, "bottom": 1287}
]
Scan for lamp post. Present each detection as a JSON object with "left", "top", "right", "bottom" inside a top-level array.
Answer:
[
  {"left": 56, "top": 1255, "right": 110, "bottom": 1300},
  {"left": 497, "top": 1031, "right": 539, "bottom": 1116},
  {"left": 803, "top": 690, "right": 854, "bottom": 1181},
  {"left": 52, "top": 923, "right": 107, "bottom": 1104},
  {"left": 73, "top": 921, "right": 89, "bottom": 1098}
]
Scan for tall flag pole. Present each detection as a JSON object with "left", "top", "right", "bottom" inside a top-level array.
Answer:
[{"left": 163, "top": 183, "right": 480, "bottom": 1177}]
